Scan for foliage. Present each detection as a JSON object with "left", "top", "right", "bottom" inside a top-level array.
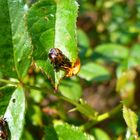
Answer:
[{"left": 0, "top": 0, "right": 140, "bottom": 139}]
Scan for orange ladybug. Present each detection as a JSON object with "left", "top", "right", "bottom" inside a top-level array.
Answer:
[
  {"left": 48, "top": 48, "right": 80, "bottom": 77},
  {"left": 48, "top": 48, "right": 71, "bottom": 71}
]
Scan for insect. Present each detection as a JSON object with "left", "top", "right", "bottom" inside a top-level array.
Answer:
[
  {"left": 48, "top": 48, "right": 80, "bottom": 77},
  {"left": 48, "top": 48, "right": 71, "bottom": 71},
  {"left": 0, "top": 118, "right": 8, "bottom": 140}
]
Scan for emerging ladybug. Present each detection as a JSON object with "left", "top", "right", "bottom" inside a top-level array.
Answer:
[
  {"left": 48, "top": 48, "right": 80, "bottom": 77},
  {"left": 48, "top": 48, "right": 71, "bottom": 71},
  {"left": 0, "top": 118, "right": 8, "bottom": 140}
]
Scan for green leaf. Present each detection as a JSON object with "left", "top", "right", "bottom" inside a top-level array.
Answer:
[
  {"left": 27, "top": 0, "right": 79, "bottom": 87},
  {"left": 22, "top": 130, "right": 34, "bottom": 140},
  {"left": 123, "top": 105, "right": 138, "bottom": 136},
  {"left": 8, "top": 0, "right": 32, "bottom": 79},
  {"left": 130, "top": 44, "right": 140, "bottom": 60},
  {"left": 0, "top": 0, "right": 32, "bottom": 79},
  {"left": 116, "top": 70, "right": 135, "bottom": 105},
  {"left": 0, "top": 0, "right": 16, "bottom": 77},
  {"left": 4, "top": 86, "right": 26, "bottom": 140},
  {"left": 77, "top": 29, "right": 90, "bottom": 49},
  {"left": 44, "top": 126, "right": 58, "bottom": 140},
  {"left": 30, "top": 105, "right": 43, "bottom": 126},
  {"left": 45, "top": 123, "right": 95, "bottom": 140},
  {"left": 125, "top": 129, "right": 137, "bottom": 140},
  {"left": 78, "top": 62, "right": 111, "bottom": 81},
  {"left": 90, "top": 128, "right": 111, "bottom": 140},
  {"left": 0, "top": 86, "right": 15, "bottom": 116},
  {"left": 116, "top": 44, "right": 140, "bottom": 77},
  {"left": 108, "top": 121, "right": 125, "bottom": 136},
  {"left": 59, "top": 78, "right": 82, "bottom": 101},
  {"left": 93, "top": 43, "right": 129, "bottom": 63},
  {"left": 77, "top": 29, "right": 91, "bottom": 58},
  {"left": 116, "top": 58, "right": 137, "bottom": 78},
  {"left": 130, "top": 44, "right": 140, "bottom": 64},
  {"left": 58, "top": 96, "right": 97, "bottom": 120}
]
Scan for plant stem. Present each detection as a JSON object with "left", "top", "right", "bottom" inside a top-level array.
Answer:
[
  {"left": 0, "top": 78, "right": 18, "bottom": 85},
  {"left": 24, "top": 84, "right": 45, "bottom": 92},
  {"left": 0, "top": 79, "right": 122, "bottom": 128},
  {"left": 0, "top": 78, "right": 52, "bottom": 93},
  {"left": 82, "top": 103, "right": 122, "bottom": 131},
  {"left": 21, "top": 83, "right": 122, "bottom": 126},
  {"left": 97, "top": 103, "right": 122, "bottom": 121}
]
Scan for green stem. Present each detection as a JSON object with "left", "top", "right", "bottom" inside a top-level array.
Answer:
[
  {"left": 0, "top": 78, "right": 51, "bottom": 93},
  {"left": 24, "top": 84, "right": 45, "bottom": 92},
  {"left": 82, "top": 104, "right": 122, "bottom": 131},
  {"left": 56, "top": 94, "right": 77, "bottom": 106},
  {"left": 97, "top": 104, "right": 122, "bottom": 121},
  {"left": 0, "top": 85, "right": 15, "bottom": 90},
  {"left": 23, "top": 83, "right": 54, "bottom": 94},
  {"left": 22, "top": 84, "right": 122, "bottom": 126},
  {"left": 0, "top": 78, "right": 122, "bottom": 128},
  {"left": 0, "top": 78, "right": 19, "bottom": 85}
]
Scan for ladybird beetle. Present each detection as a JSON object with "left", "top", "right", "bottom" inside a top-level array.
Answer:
[
  {"left": 0, "top": 118, "right": 8, "bottom": 140},
  {"left": 48, "top": 48, "right": 80, "bottom": 77},
  {"left": 48, "top": 48, "right": 71, "bottom": 71}
]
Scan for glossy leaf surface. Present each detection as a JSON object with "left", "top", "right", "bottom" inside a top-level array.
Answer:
[
  {"left": 4, "top": 86, "right": 26, "bottom": 140},
  {"left": 27, "top": 0, "right": 79, "bottom": 87},
  {"left": 8, "top": 0, "right": 32, "bottom": 79},
  {"left": 45, "top": 123, "right": 95, "bottom": 140},
  {"left": 90, "top": 128, "right": 111, "bottom": 140},
  {"left": 0, "top": 0, "right": 32, "bottom": 79},
  {"left": 59, "top": 78, "right": 82, "bottom": 101},
  {"left": 78, "top": 62, "right": 111, "bottom": 81},
  {"left": 93, "top": 44, "right": 129, "bottom": 63}
]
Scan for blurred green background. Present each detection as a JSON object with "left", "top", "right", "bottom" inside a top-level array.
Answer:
[{"left": 23, "top": 0, "right": 140, "bottom": 139}]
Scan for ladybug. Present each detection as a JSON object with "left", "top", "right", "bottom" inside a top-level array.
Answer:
[
  {"left": 0, "top": 118, "right": 8, "bottom": 140},
  {"left": 48, "top": 48, "right": 80, "bottom": 77},
  {"left": 48, "top": 48, "right": 71, "bottom": 71}
]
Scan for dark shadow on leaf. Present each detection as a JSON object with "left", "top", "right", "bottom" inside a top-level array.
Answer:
[
  {"left": 44, "top": 125, "right": 58, "bottom": 140},
  {"left": 90, "top": 52, "right": 123, "bottom": 64},
  {"left": 91, "top": 75, "right": 111, "bottom": 82}
]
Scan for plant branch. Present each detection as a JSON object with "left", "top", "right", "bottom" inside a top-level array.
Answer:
[
  {"left": 82, "top": 103, "right": 122, "bottom": 131},
  {"left": 0, "top": 78, "right": 19, "bottom": 85},
  {"left": 19, "top": 83, "right": 121, "bottom": 124},
  {"left": 0, "top": 79, "right": 122, "bottom": 128}
]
